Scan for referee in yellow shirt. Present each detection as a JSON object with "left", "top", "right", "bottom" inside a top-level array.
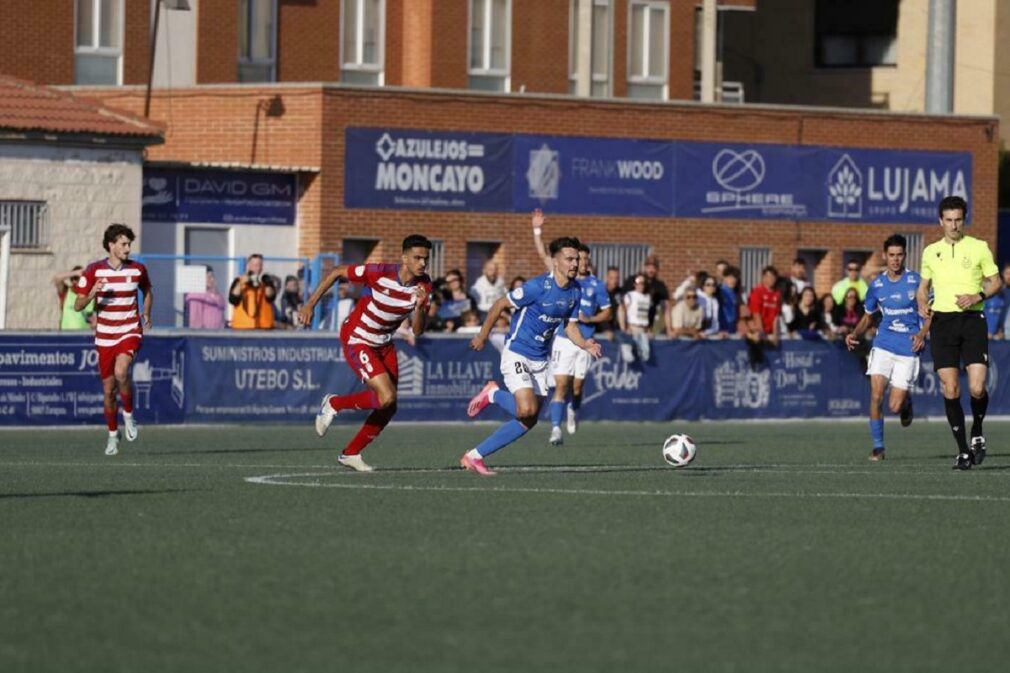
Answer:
[{"left": 917, "top": 196, "right": 1003, "bottom": 470}]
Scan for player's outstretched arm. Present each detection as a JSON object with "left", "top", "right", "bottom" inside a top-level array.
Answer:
[
  {"left": 916, "top": 277, "right": 932, "bottom": 319},
  {"left": 565, "top": 320, "right": 602, "bottom": 358},
  {"left": 531, "top": 209, "right": 553, "bottom": 273},
  {"left": 298, "top": 265, "right": 349, "bottom": 327},
  {"left": 471, "top": 295, "right": 511, "bottom": 351}
]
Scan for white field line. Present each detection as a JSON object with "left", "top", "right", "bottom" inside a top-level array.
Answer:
[{"left": 245, "top": 472, "right": 1010, "bottom": 503}]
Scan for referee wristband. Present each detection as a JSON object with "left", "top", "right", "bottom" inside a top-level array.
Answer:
[{"left": 979, "top": 291, "right": 987, "bottom": 302}]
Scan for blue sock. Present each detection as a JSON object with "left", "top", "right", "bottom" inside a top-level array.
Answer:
[
  {"left": 870, "top": 419, "right": 885, "bottom": 449},
  {"left": 476, "top": 419, "right": 529, "bottom": 458},
  {"left": 492, "top": 389, "right": 516, "bottom": 417},
  {"left": 571, "top": 393, "right": 582, "bottom": 411},
  {"left": 549, "top": 400, "right": 565, "bottom": 428}
]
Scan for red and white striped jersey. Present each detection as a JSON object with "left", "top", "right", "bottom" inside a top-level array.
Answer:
[
  {"left": 74, "top": 259, "right": 152, "bottom": 348},
  {"left": 341, "top": 263, "right": 431, "bottom": 347}
]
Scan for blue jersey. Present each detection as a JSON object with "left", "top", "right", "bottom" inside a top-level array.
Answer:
[
  {"left": 864, "top": 269, "right": 922, "bottom": 357},
  {"left": 557, "top": 274, "right": 611, "bottom": 341},
  {"left": 504, "top": 272, "right": 581, "bottom": 359}
]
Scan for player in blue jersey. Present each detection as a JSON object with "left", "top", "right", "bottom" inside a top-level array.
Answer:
[
  {"left": 529, "top": 211, "right": 612, "bottom": 444},
  {"left": 463, "top": 233, "right": 603, "bottom": 476},
  {"left": 845, "top": 234, "right": 931, "bottom": 461}
]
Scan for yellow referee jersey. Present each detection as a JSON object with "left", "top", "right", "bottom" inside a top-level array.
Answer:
[{"left": 920, "top": 235, "right": 999, "bottom": 312}]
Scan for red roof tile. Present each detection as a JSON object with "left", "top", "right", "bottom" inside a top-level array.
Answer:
[{"left": 0, "top": 76, "right": 163, "bottom": 140}]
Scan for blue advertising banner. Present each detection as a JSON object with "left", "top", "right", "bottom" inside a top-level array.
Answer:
[
  {"left": 0, "top": 335, "right": 186, "bottom": 425},
  {"left": 344, "top": 128, "right": 514, "bottom": 211},
  {"left": 142, "top": 168, "right": 297, "bottom": 225},
  {"left": 344, "top": 127, "right": 974, "bottom": 224},
  {"left": 809, "top": 147, "right": 972, "bottom": 224},
  {"left": 513, "top": 134, "right": 675, "bottom": 216},
  {"left": 3, "top": 334, "right": 1009, "bottom": 426},
  {"left": 674, "top": 142, "right": 812, "bottom": 219},
  {"left": 675, "top": 143, "right": 972, "bottom": 224}
]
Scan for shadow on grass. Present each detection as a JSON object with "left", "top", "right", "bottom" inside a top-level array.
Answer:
[{"left": 0, "top": 488, "right": 193, "bottom": 500}]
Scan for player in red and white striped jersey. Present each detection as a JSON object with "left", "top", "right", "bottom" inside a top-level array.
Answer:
[
  {"left": 299, "top": 234, "right": 433, "bottom": 471},
  {"left": 74, "top": 224, "right": 153, "bottom": 457}
]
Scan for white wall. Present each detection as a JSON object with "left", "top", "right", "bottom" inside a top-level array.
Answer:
[{"left": 0, "top": 143, "right": 144, "bottom": 329}]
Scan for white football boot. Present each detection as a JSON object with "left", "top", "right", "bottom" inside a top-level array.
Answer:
[
  {"left": 315, "top": 395, "right": 338, "bottom": 437},
  {"left": 105, "top": 431, "right": 120, "bottom": 456}
]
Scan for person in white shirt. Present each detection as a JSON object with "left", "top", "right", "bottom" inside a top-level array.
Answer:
[
  {"left": 619, "top": 275, "right": 653, "bottom": 361},
  {"left": 470, "top": 260, "right": 506, "bottom": 318}
]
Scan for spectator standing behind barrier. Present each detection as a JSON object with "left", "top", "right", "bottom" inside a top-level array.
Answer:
[
  {"left": 229, "top": 253, "right": 277, "bottom": 329},
  {"left": 622, "top": 254, "right": 669, "bottom": 334},
  {"left": 821, "top": 293, "right": 840, "bottom": 338},
  {"left": 619, "top": 274, "right": 653, "bottom": 361},
  {"left": 470, "top": 261, "right": 506, "bottom": 319},
  {"left": 436, "top": 269, "right": 476, "bottom": 331},
  {"left": 788, "top": 287, "right": 828, "bottom": 339},
  {"left": 597, "top": 266, "right": 623, "bottom": 336},
  {"left": 52, "top": 266, "right": 95, "bottom": 330},
  {"left": 668, "top": 289, "right": 704, "bottom": 339},
  {"left": 748, "top": 266, "right": 782, "bottom": 346},
  {"left": 833, "top": 287, "right": 865, "bottom": 336},
  {"left": 185, "top": 268, "right": 226, "bottom": 329},
  {"left": 279, "top": 275, "right": 303, "bottom": 328},
  {"left": 790, "top": 258, "right": 810, "bottom": 295},
  {"left": 832, "top": 260, "right": 869, "bottom": 303},
  {"left": 718, "top": 266, "right": 742, "bottom": 333},
  {"left": 999, "top": 264, "right": 1010, "bottom": 337}
]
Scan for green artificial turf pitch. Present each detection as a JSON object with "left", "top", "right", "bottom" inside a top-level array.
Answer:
[{"left": 3, "top": 420, "right": 1010, "bottom": 673}]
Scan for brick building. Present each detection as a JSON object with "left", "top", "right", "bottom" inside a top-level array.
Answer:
[{"left": 0, "top": 0, "right": 998, "bottom": 324}]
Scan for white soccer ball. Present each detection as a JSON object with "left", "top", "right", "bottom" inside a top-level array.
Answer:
[{"left": 662, "top": 433, "right": 697, "bottom": 467}]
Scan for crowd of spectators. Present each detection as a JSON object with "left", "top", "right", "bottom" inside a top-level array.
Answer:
[{"left": 148, "top": 251, "right": 1010, "bottom": 344}]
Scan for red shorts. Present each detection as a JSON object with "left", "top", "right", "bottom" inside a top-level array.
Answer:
[
  {"left": 97, "top": 337, "right": 142, "bottom": 380},
  {"left": 342, "top": 339, "right": 399, "bottom": 384}
]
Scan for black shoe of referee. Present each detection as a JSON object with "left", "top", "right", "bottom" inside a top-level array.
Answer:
[
  {"left": 954, "top": 453, "right": 972, "bottom": 470},
  {"left": 970, "top": 436, "right": 987, "bottom": 466}
]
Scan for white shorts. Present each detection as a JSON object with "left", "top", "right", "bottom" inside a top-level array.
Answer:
[
  {"left": 551, "top": 337, "right": 592, "bottom": 379},
  {"left": 866, "top": 347, "right": 920, "bottom": 390},
  {"left": 501, "top": 348, "right": 551, "bottom": 397}
]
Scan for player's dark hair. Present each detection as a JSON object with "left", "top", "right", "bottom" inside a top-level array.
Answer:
[
  {"left": 938, "top": 195, "right": 967, "bottom": 218},
  {"left": 102, "top": 223, "right": 135, "bottom": 252},
  {"left": 549, "top": 236, "right": 581, "bottom": 256},
  {"left": 883, "top": 234, "right": 907, "bottom": 252},
  {"left": 402, "top": 234, "right": 432, "bottom": 252}
]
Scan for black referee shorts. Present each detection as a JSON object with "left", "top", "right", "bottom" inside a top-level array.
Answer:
[{"left": 929, "top": 311, "right": 989, "bottom": 371}]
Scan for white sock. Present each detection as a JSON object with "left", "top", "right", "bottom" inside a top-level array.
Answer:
[
  {"left": 466, "top": 448, "right": 481, "bottom": 460},
  {"left": 123, "top": 411, "right": 133, "bottom": 420},
  {"left": 109, "top": 431, "right": 118, "bottom": 437}
]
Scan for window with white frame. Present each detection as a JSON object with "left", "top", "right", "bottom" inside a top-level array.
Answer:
[
  {"left": 468, "top": 0, "right": 511, "bottom": 92},
  {"left": 238, "top": 0, "right": 277, "bottom": 82},
  {"left": 341, "top": 0, "right": 384, "bottom": 85},
  {"left": 569, "top": 0, "right": 612, "bottom": 97},
  {"left": 1, "top": 201, "right": 51, "bottom": 251},
  {"left": 75, "top": 0, "right": 123, "bottom": 85},
  {"left": 627, "top": 0, "right": 669, "bottom": 100}
]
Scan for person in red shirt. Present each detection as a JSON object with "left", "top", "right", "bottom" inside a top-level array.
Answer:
[
  {"left": 73, "top": 224, "right": 153, "bottom": 457},
  {"left": 298, "top": 234, "right": 433, "bottom": 472},
  {"left": 748, "top": 265, "right": 782, "bottom": 345}
]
